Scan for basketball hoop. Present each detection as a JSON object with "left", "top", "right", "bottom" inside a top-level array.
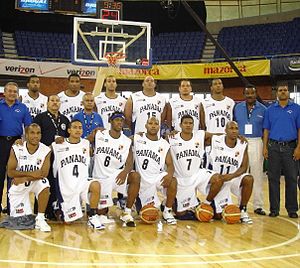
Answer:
[{"left": 104, "top": 52, "right": 126, "bottom": 74}]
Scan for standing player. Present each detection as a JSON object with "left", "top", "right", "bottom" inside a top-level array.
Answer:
[
  {"left": 210, "top": 121, "right": 254, "bottom": 224},
  {"left": 20, "top": 75, "right": 47, "bottom": 119},
  {"left": 168, "top": 115, "right": 223, "bottom": 220},
  {"left": 200, "top": 78, "right": 235, "bottom": 133},
  {"left": 58, "top": 73, "right": 85, "bottom": 120},
  {"left": 52, "top": 120, "right": 103, "bottom": 229},
  {"left": 7, "top": 123, "right": 51, "bottom": 232},
  {"left": 124, "top": 76, "right": 167, "bottom": 135},
  {"left": 133, "top": 116, "right": 177, "bottom": 225},
  {"left": 167, "top": 80, "right": 201, "bottom": 131},
  {"left": 92, "top": 112, "right": 140, "bottom": 227},
  {"left": 95, "top": 75, "right": 126, "bottom": 129}
]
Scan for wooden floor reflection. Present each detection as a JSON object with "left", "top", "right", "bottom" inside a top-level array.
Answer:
[{"left": 0, "top": 181, "right": 300, "bottom": 268}]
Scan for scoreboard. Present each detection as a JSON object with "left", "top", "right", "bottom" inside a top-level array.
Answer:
[{"left": 15, "top": 0, "right": 122, "bottom": 17}]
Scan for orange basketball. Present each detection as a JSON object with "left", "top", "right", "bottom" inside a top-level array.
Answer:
[
  {"left": 222, "top": 204, "right": 241, "bottom": 224},
  {"left": 195, "top": 203, "right": 214, "bottom": 222},
  {"left": 140, "top": 204, "right": 160, "bottom": 224}
]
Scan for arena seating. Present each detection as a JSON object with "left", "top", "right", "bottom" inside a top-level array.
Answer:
[
  {"left": 15, "top": 31, "right": 72, "bottom": 61},
  {"left": 14, "top": 30, "right": 206, "bottom": 62},
  {"left": 215, "top": 17, "right": 300, "bottom": 59},
  {"left": 0, "top": 30, "right": 4, "bottom": 58},
  {"left": 152, "top": 31, "right": 206, "bottom": 62}
]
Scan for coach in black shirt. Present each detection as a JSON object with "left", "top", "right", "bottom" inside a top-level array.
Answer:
[{"left": 34, "top": 95, "right": 69, "bottom": 219}]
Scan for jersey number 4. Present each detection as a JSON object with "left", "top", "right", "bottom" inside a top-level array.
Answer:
[{"left": 73, "top": 165, "right": 79, "bottom": 178}]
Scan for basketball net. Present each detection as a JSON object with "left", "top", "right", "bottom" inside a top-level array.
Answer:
[{"left": 93, "top": 52, "right": 126, "bottom": 97}]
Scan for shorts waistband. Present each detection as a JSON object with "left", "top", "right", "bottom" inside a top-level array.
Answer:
[{"left": 269, "top": 139, "right": 296, "bottom": 146}]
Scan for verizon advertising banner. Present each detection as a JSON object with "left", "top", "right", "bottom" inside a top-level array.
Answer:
[{"left": 0, "top": 58, "right": 97, "bottom": 79}]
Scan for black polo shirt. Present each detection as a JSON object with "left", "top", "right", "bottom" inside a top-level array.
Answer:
[{"left": 33, "top": 111, "right": 69, "bottom": 146}]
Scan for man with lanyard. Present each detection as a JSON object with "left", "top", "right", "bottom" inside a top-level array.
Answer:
[
  {"left": 33, "top": 95, "right": 69, "bottom": 219},
  {"left": 234, "top": 85, "right": 267, "bottom": 216},
  {"left": 0, "top": 82, "right": 32, "bottom": 214},
  {"left": 73, "top": 92, "right": 104, "bottom": 139}
]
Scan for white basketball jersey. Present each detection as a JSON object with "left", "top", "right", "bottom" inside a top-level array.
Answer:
[
  {"left": 52, "top": 138, "right": 90, "bottom": 197},
  {"left": 133, "top": 133, "right": 170, "bottom": 183},
  {"left": 93, "top": 129, "right": 131, "bottom": 180},
  {"left": 58, "top": 91, "right": 85, "bottom": 120},
  {"left": 21, "top": 92, "right": 47, "bottom": 118},
  {"left": 131, "top": 91, "right": 166, "bottom": 134},
  {"left": 169, "top": 131, "right": 205, "bottom": 184},
  {"left": 202, "top": 96, "right": 235, "bottom": 133},
  {"left": 209, "top": 135, "right": 247, "bottom": 175},
  {"left": 12, "top": 142, "right": 50, "bottom": 179},
  {"left": 95, "top": 94, "right": 126, "bottom": 129},
  {"left": 169, "top": 96, "right": 201, "bottom": 131}
]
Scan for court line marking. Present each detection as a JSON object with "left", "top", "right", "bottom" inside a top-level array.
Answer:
[
  {"left": 12, "top": 216, "right": 300, "bottom": 258},
  {"left": 0, "top": 252, "right": 300, "bottom": 266}
]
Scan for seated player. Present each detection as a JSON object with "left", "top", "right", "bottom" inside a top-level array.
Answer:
[
  {"left": 92, "top": 112, "right": 140, "bottom": 227},
  {"left": 7, "top": 123, "right": 51, "bottom": 232},
  {"left": 133, "top": 116, "right": 177, "bottom": 225},
  {"left": 52, "top": 120, "right": 104, "bottom": 229},
  {"left": 210, "top": 121, "right": 254, "bottom": 224},
  {"left": 168, "top": 115, "right": 224, "bottom": 220}
]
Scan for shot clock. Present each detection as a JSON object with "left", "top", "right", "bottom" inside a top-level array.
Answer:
[{"left": 96, "top": 1, "right": 123, "bottom": 20}]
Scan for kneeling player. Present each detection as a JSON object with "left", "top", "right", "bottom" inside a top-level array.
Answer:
[
  {"left": 210, "top": 121, "right": 253, "bottom": 224},
  {"left": 7, "top": 123, "right": 51, "bottom": 232},
  {"left": 168, "top": 115, "right": 224, "bottom": 220},
  {"left": 133, "top": 117, "right": 177, "bottom": 225},
  {"left": 52, "top": 120, "right": 104, "bottom": 229},
  {"left": 92, "top": 112, "right": 140, "bottom": 227}
]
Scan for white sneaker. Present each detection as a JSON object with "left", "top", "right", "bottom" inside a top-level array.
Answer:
[
  {"left": 240, "top": 210, "right": 253, "bottom": 224},
  {"left": 35, "top": 216, "right": 51, "bottom": 232},
  {"left": 87, "top": 215, "right": 105, "bottom": 230},
  {"left": 98, "top": 215, "right": 115, "bottom": 224},
  {"left": 120, "top": 212, "right": 136, "bottom": 227},
  {"left": 162, "top": 209, "right": 177, "bottom": 225}
]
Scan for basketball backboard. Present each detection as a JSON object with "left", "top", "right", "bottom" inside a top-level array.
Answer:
[{"left": 72, "top": 17, "right": 152, "bottom": 69}]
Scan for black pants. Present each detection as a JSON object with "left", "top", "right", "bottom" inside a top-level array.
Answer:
[
  {"left": 268, "top": 140, "right": 299, "bottom": 213},
  {"left": 0, "top": 136, "right": 21, "bottom": 214}
]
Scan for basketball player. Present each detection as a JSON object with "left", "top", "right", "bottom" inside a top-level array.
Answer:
[
  {"left": 95, "top": 75, "right": 126, "bottom": 129},
  {"left": 168, "top": 115, "right": 224, "bottom": 220},
  {"left": 124, "top": 75, "right": 167, "bottom": 135},
  {"left": 209, "top": 121, "right": 253, "bottom": 224},
  {"left": 92, "top": 111, "right": 140, "bottom": 227},
  {"left": 133, "top": 116, "right": 177, "bottom": 225},
  {"left": 52, "top": 120, "right": 104, "bottom": 229},
  {"left": 167, "top": 80, "right": 201, "bottom": 131},
  {"left": 20, "top": 75, "right": 47, "bottom": 119},
  {"left": 58, "top": 73, "right": 85, "bottom": 120},
  {"left": 200, "top": 78, "right": 235, "bottom": 133},
  {"left": 7, "top": 123, "right": 51, "bottom": 232}
]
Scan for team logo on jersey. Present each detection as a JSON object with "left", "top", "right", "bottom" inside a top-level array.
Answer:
[
  {"left": 195, "top": 142, "right": 200, "bottom": 148},
  {"left": 157, "top": 100, "right": 161, "bottom": 105},
  {"left": 15, "top": 109, "right": 21, "bottom": 113},
  {"left": 235, "top": 151, "right": 240, "bottom": 157},
  {"left": 61, "top": 123, "right": 66, "bottom": 130},
  {"left": 103, "top": 101, "right": 106, "bottom": 104},
  {"left": 118, "top": 145, "right": 124, "bottom": 150},
  {"left": 195, "top": 104, "right": 199, "bottom": 109},
  {"left": 227, "top": 105, "right": 231, "bottom": 110},
  {"left": 173, "top": 142, "right": 182, "bottom": 146},
  {"left": 20, "top": 155, "right": 27, "bottom": 160},
  {"left": 83, "top": 148, "right": 87, "bottom": 154},
  {"left": 137, "top": 98, "right": 146, "bottom": 102},
  {"left": 40, "top": 103, "right": 45, "bottom": 108},
  {"left": 137, "top": 140, "right": 146, "bottom": 144},
  {"left": 36, "top": 159, "right": 42, "bottom": 165},
  {"left": 119, "top": 102, "right": 123, "bottom": 106},
  {"left": 24, "top": 100, "right": 30, "bottom": 104},
  {"left": 158, "top": 147, "right": 163, "bottom": 153}
]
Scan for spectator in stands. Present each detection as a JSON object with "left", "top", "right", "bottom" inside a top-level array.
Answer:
[
  {"left": 58, "top": 73, "right": 85, "bottom": 120},
  {"left": 33, "top": 95, "right": 69, "bottom": 219},
  {"left": 234, "top": 84, "right": 267, "bottom": 215},
  {"left": 263, "top": 83, "right": 300, "bottom": 218},
  {"left": 0, "top": 82, "right": 32, "bottom": 214},
  {"left": 20, "top": 75, "right": 47, "bottom": 119},
  {"left": 73, "top": 92, "right": 104, "bottom": 139},
  {"left": 167, "top": 79, "right": 201, "bottom": 131}
]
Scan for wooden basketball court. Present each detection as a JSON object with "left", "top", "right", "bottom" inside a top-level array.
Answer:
[{"left": 0, "top": 179, "right": 299, "bottom": 268}]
